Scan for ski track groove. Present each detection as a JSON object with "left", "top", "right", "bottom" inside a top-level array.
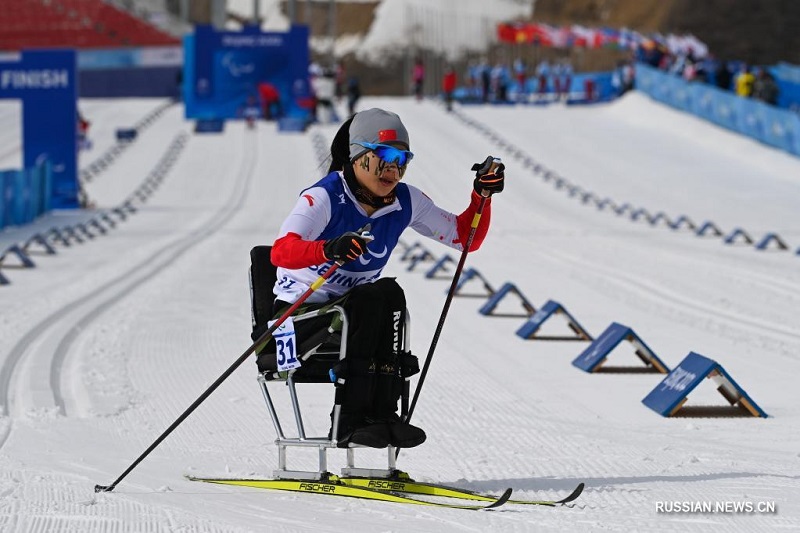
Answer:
[{"left": 0, "top": 130, "right": 256, "bottom": 453}]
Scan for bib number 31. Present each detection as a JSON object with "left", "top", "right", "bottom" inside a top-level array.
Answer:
[{"left": 268, "top": 317, "right": 301, "bottom": 371}]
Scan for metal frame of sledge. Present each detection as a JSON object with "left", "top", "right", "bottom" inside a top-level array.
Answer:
[{"left": 250, "top": 246, "right": 412, "bottom": 481}]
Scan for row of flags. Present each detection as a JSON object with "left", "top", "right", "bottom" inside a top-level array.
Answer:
[{"left": 497, "top": 22, "right": 708, "bottom": 58}]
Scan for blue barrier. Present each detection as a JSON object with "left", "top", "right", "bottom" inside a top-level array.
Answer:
[
  {"left": 515, "top": 299, "right": 593, "bottom": 341},
  {"left": 572, "top": 322, "right": 670, "bottom": 373},
  {"left": 754, "top": 232, "right": 789, "bottom": 251},
  {"left": 642, "top": 352, "right": 768, "bottom": 417},
  {"left": 195, "top": 119, "right": 225, "bottom": 133},
  {"left": 0, "top": 163, "right": 52, "bottom": 230},
  {"left": 636, "top": 64, "right": 800, "bottom": 158},
  {"left": 478, "top": 282, "right": 536, "bottom": 317},
  {"left": 723, "top": 228, "right": 754, "bottom": 245},
  {"left": 424, "top": 254, "right": 455, "bottom": 279},
  {"left": 452, "top": 267, "right": 495, "bottom": 297},
  {"left": 696, "top": 220, "right": 723, "bottom": 237}
]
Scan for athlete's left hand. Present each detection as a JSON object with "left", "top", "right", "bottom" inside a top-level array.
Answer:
[{"left": 471, "top": 156, "right": 505, "bottom": 196}]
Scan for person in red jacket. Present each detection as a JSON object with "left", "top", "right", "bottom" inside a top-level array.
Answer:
[
  {"left": 442, "top": 66, "right": 457, "bottom": 112},
  {"left": 257, "top": 82, "right": 282, "bottom": 120}
]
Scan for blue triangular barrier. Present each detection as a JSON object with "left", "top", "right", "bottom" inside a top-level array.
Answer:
[
  {"left": 614, "top": 203, "right": 632, "bottom": 216},
  {"left": 0, "top": 244, "right": 36, "bottom": 269},
  {"left": 399, "top": 241, "right": 436, "bottom": 271},
  {"left": 406, "top": 249, "right": 436, "bottom": 271},
  {"left": 478, "top": 282, "right": 536, "bottom": 317},
  {"left": 572, "top": 322, "right": 670, "bottom": 373},
  {"left": 754, "top": 232, "right": 789, "bottom": 251},
  {"left": 399, "top": 241, "right": 423, "bottom": 261},
  {"left": 23, "top": 233, "right": 57, "bottom": 255},
  {"left": 515, "top": 299, "right": 593, "bottom": 341},
  {"left": 596, "top": 198, "right": 616, "bottom": 211},
  {"left": 630, "top": 208, "right": 651, "bottom": 222},
  {"left": 696, "top": 221, "right": 723, "bottom": 237},
  {"left": 642, "top": 352, "right": 768, "bottom": 418},
  {"left": 425, "top": 254, "right": 456, "bottom": 279},
  {"left": 723, "top": 228, "right": 754, "bottom": 245},
  {"left": 648, "top": 212, "right": 671, "bottom": 227},
  {"left": 669, "top": 215, "right": 696, "bottom": 231},
  {"left": 452, "top": 267, "right": 495, "bottom": 298}
]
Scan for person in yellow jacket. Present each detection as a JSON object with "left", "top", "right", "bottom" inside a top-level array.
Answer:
[{"left": 735, "top": 65, "right": 755, "bottom": 97}]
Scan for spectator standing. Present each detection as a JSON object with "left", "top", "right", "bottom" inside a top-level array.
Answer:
[
  {"left": 442, "top": 65, "right": 457, "bottom": 111},
  {"left": 77, "top": 111, "right": 92, "bottom": 151},
  {"left": 715, "top": 61, "right": 732, "bottom": 91},
  {"left": 479, "top": 60, "right": 491, "bottom": 103},
  {"left": 240, "top": 95, "right": 262, "bottom": 129},
  {"left": 346, "top": 76, "right": 361, "bottom": 116},
  {"left": 513, "top": 58, "right": 527, "bottom": 103},
  {"left": 753, "top": 69, "right": 779, "bottom": 105},
  {"left": 555, "top": 59, "right": 573, "bottom": 100},
  {"left": 490, "top": 62, "right": 509, "bottom": 103},
  {"left": 334, "top": 60, "right": 345, "bottom": 102},
  {"left": 735, "top": 65, "right": 755, "bottom": 98},
  {"left": 257, "top": 82, "right": 282, "bottom": 120},
  {"left": 312, "top": 68, "right": 339, "bottom": 123},
  {"left": 412, "top": 56, "right": 425, "bottom": 101},
  {"left": 535, "top": 59, "right": 550, "bottom": 100}
]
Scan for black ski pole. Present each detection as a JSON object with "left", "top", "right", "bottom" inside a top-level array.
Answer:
[
  {"left": 397, "top": 189, "right": 492, "bottom": 459},
  {"left": 95, "top": 258, "right": 349, "bottom": 493}
]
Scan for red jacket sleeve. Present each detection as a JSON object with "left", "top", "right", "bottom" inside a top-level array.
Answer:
[
  {"left": 454, "top": 191, "right": 491, "bottom": 251},
  {"left": 271, "top": 232, "right": 328, "bottom": 269}
]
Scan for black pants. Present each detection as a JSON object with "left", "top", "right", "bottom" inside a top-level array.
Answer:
[{"left": 273, "top": 278, "right": 407, "bottom": 424}]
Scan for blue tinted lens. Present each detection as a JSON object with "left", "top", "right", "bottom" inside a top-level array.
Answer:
[{"left": 359, "top": 142, "right": 414, "bottom": 166}]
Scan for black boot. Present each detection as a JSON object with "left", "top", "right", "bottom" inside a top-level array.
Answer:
[
  {"left": 386, "top": 417, "right": 426, "bottom": 448},
  {"left": 342, "top": 423, "right": 391, "bottom": 448},
  {"left": 333, "top": 413, "right": 390, "bottom": 448},
  {"left": 363, "top": 412, "right": 426, "bottom": 448},
  {"left": 328, "top": 412, "right": 389, "bottom": 448}
]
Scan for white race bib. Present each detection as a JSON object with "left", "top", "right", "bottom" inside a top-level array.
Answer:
[{"left": 268, "top": 317, "right": 301, "bottom": 371}]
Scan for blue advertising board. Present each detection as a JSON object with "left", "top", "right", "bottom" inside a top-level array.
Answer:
[
  {"left": 183, "top": 24, "right": 310, "bottom": 121},
  {"left": 642, "top": 352, "right": 768, "bottom": 417},
  {"left": 0, "top": 50, "right": 78, "bottom": 209},
  {"left": 637, "top": 64, "right": 800, "bottom": 158}
]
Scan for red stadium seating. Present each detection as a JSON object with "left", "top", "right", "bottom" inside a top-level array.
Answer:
[{"left": 0, "top": 0, "right": 179, "bottom": 51}]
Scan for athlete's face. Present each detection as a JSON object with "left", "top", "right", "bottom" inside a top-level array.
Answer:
[{"left": 352, "top": 142, "right": 409, "bottom": 197}]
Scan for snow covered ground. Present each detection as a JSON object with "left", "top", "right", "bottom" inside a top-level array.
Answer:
[{"left": 1, "top": 92, "right": 800, "bottom": 532}]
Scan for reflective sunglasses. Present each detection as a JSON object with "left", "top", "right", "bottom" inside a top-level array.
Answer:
[{"left": 355, "top": 142, "right": 414, "bottom": 167}]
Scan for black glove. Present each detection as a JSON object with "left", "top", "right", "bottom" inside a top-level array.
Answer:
[
  {"left": 323, "top": 232, "right": 368, "bottom": 262},
  {"left": 471, "top": 156, "right": 505, "bottom": 196}
]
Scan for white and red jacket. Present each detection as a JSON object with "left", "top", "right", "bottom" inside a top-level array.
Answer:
[{"left": 271, "top": 171, "right": 491, "bottom": 304}]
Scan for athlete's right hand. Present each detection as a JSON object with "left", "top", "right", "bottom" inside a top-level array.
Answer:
[{"left": 323, "top": 232, "right": 369, "bottom": 262}]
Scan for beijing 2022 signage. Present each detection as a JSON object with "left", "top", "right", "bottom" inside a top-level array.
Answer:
[{"left": 183, "top": 24, "right": 310, "bottom": 120}]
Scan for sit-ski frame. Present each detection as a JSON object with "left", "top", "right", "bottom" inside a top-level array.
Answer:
[{"left": 257, "top": 304, "right": 412, "bottom": 480}]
